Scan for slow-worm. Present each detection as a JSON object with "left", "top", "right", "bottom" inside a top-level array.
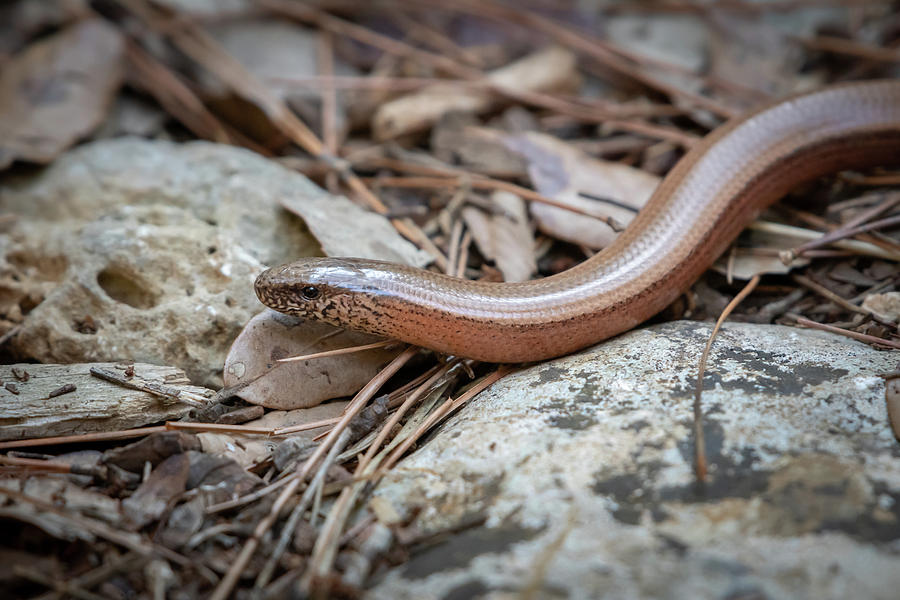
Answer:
[{"left": 255, "top": 80, "right": 900, "bottom": 363}]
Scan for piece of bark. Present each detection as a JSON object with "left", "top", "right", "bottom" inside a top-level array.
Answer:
[{"left": 0, "top": 363, "right": 214, "bottom": 442}]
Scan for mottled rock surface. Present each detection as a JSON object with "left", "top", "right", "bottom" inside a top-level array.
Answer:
[
  {"left": 0, "top": 138, "right": 423, "bottom": 387},
  {"left": 371, "top": 322, "right": 900, "bottom": 600}
]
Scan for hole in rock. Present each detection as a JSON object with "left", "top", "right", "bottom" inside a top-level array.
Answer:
[{"left": 97, "top": 267, "right": 159, "bottom": 309}]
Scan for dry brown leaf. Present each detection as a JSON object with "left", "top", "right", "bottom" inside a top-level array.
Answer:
[
  {"left": 711, "top": 226, "right": 812, "bottom": 280},
  {"left": 708, "top": 13, "right": 806, "bottom": 98},
  {"left": 246, "top": 401, "right": 349, "bottom": 434},
  {"left": 862, "top": 292, "right": 900, "bottom": 323},
  {"left": 462, "top": 191, "right": 536, "bottom": 282},
  {"left": 372, "top": 46, "right": 578, "bottom": 140},
  {"left": 196, "top": 432, "right": 274, "bottom": 468},
  {"left": 122, "top": 453, "right": 190, "bottom": 531},
  {"left": 431, "top": 114, "right": 528, "bottom": 178},
  {"left": 224, "top": 310, "right": 402, "bottom": 409},
  {"left": 0, "top": 19, "right": 124, "bottom": 169},
  {"left": 500, "top": 131, "right": 660, "bottom": 249},
  {"left": 280, "top": 189, "right": 430, "bottom": 267}
]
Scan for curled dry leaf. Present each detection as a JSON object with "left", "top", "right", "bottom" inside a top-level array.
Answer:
[
  {"left": 122, "top": 453, "right": 190, "bottom": 531},
  {"left": 711, "top": 225, "right": 811, "bottom": 281},
  {"left": 224, "top": 310, "right": 402, "bottom": 409},
  {"left": 198, "top": 401, "right": 350, "bottom": 469},
  {"left": 196, "top": 432, "right": 273, "bottom": 469},
  {"left": 500, "top": 131, "right": 660, "bottom": 249},
  {"left": 862, "top": 292, "right": 900, "bottom": 323},
  {"left": 280, "top": 190, "right": 430, "bottom": 267},
  {"left": 206, "top": 18, "right": 359, "bottom": 139},
  {"left": 246, "top": 400, "right": 349, "bottom": 436},
  {"left": 462, "top": 191, "right": 536, "bottom": 282},
  {"left": 708, "top": 13, "right": 805, "bottom": 99},
  {"left": 372, "top": 46, "right": 578, "bottom": 140},
  {"left": 0, "top": 19, "right": 124, "bottom": 169}
]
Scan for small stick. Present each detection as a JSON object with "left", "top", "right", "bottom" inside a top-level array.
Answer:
[
  {"left": 784, "top": 195, "right": 900, "bottom": 261},
  {"left": 165, "top": 422, "right": 274, "bottom": 435},
  {"left": 0, "top": 426, "right": 168, "bottom": 451},
  {"left": 276, "top": 340, "right": 398, "bottom": 363},
  {"left": 792, "top": 274, "right": 896, "bottom": 326},
  {"left": 366, "top": 176, "right": 626, "bottom": 227},
  {"left": 694, "top": 275, "right": 761, "bottom": 483},
  {"left": 790, "top": 315, "right": 900, "bottom": 350}
]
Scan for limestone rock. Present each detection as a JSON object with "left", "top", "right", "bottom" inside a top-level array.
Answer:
[
  {"left": 371, "top": 322, "right": 900, "bottom": 599},
  {"left": 0, "top": 138, "right": 422, "bottom": 386}
]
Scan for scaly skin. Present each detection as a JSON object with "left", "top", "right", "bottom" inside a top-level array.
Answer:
[{"left": 256, "top": 81, "right": 900, "bottom": 362}]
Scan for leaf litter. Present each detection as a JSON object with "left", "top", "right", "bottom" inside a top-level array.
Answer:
[{"left": 0, "top": 1, "right": 898, "bottom": 598}]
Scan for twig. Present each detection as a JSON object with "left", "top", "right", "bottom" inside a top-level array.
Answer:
[
  {"left": 783, "top": 194, "right": 900, "bottom": 261},
  {"left": 792, "top": 34, "right": 900, "bottom": 63},
  {"left": 694, "top": 275, "right": 761, "bottom": 483},
  {"left": 381, "top": 367, "right": 510, "bottom": 472},
  {"left": 366, "top": 176, "right": 627, "bottom": 226},
  {"left": 0, "top": 425, "right": 168, "bottom": 451},
  {"left": 114, "top": 0, "right": 432, "bottom": 256},
  {"left": 260, "top": 0, "right": 700, "bottom": 146},
  {"left": 414, "top": 0, "right": 740, "bottom": 118},
  {"left": 3, "top": 488, "right": 209, "bottom": 578},
  {"left": 790, "top": 315, "right": 900, "bottom": 349},
  {"left": 276, "top": 339, "right": 399, "bottom": 363},
  {"left": 792, "top": 274, "right": 897, "bottom": 326},
  {"left": 13, "top": 567, "right": 108, "bottom": 600},
  {"left": 254, "top": 424, "right": 354, "bottom": 589},
  {"left": 747, "top": 221, "right": 899, "bottom": 261}
]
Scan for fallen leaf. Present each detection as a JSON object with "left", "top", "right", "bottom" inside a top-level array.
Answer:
[
  {"left": 711, "top": 226, "right": 811, "bottom": 280},
  {"left": 224, "top": 310, "right": 402, "bottom": 409},
  {"left": 196, "top": 432, "right": 274, "bottom": 469},
  {"left": 280, "top": 189, "right": 431, "bottom": 267},
  {"left": 862, "top": 292, "right": 900, "bottom": 323},
  {"left": 104, "top": 431, "right": 202, "bottom": 473},
  {"left": 430, "top": 114, "right": 528, "bottom": 178},
  {"left": 708, "top": 13, "right": 805, "bottom": 98},
  {"left": 247, "top": 400, "right": 349, "bottom": 434},
  {"left": 462, "top": 191, "right": 536, "bottom": 282},
  {"left": 373, "top": 46, "right": 578, "bottom": 140},
  {"left": 122, "top": 453, "right": 190, "bottom": 530},
  {"left": 0, "top": 19, "right": 124, "bottom": 169},
  {"left": 500, "top": 131, "right": 660, "bottom": 249}
]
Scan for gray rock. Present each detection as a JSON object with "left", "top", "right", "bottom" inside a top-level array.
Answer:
[
  {"left": 370, "top": 322, "right": 900, "bottom": 600},
  {"left": 0, "top": 138, "right": 420, "bottom": 386}
]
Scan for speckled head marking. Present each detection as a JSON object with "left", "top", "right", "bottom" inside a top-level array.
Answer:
[{"left": 254, "top": 258, "right": 387, "bottom": 330}]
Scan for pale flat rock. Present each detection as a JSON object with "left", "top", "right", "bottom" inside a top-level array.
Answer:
[
  {"left": 0, "top": 362, "right": 214, "bottom": 442},
  {"left": 371, "top": 322, "right": 900, "bottom": 600},
  {"left": 224, "top": 310, "right": 401, "bottom": 409},
  {"left": 0, "top": 138, "right": 423, "bottom": 386}
]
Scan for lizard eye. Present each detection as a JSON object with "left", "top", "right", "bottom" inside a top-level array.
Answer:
[{"left": 301, "top": 286, "right": 320, "bottom": 300}]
